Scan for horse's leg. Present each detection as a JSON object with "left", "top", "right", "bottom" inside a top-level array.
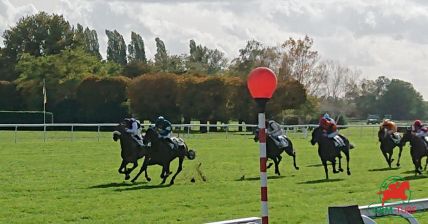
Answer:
[
  {"left": 125, "top": 162, "right": 138, "bottom": 180},
  {"left": 388, "top": 152, "right": 394, "bottom": 168},
  {"left": 118, "top": 160, "right": 127, "bottom": 174},
  {"left": 160, "top": 164, "right": 168, "bottom": 185},
  {"left": 332, "top": 160, "right": 339, "bottom": 174},
  {"left": 131, "top": 157, "right": 150, "bottom": 183},
  {"left": 285, "top": 147, "right": 299, "bottom": 170},
  {"left": 338, "top": 153, "right": 344, "bottom": 172},
  {"left": 267, "top": 161, "right": 274, "bottom": 169},
  {"left": 272, "top": 157, "right": 280, "bottom": 176},
  {"left": 396, "top": 146, "right": 403, "bottom": 167},
  {"left": 381, "top": 150, "right": 391, "bottom": 168},
  {"left": 412, "top": 157, "right": 421, "bottom": 176},
  {"left": 170, "top": 157, "right": 184, "bottom": 185},
  {"left": 322, "top": 160, "right": 329, "bottom": 180},
  {"left": 144, "top": 167, "right": 150, "bottom": 182},
  {"left": 424, "top": 156, "right": 428, "bottom": 171},
  {"left": 345, "top": 150, "right": 351, "bottom": 175}
]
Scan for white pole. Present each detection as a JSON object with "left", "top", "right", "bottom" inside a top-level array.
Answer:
[{"left": 258, "top": 113, "right": 268, "bottom": 224}]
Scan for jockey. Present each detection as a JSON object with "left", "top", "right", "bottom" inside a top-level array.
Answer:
[
  {"left": 154, "top": 116, "right": 176, "bottom": 148},
  {"left": 266, "top": 119, "right": 288, "bottom": 148},
  {"left": 124, "top": 118, "right": 144, "bottom": 146},
  {"left": 411, "top": 120, "right": 428, "bottom": 144},
  {"left": 319, "top": 113, "right": 346, "bottom": 147},
  {"left": 381, "top": 119, "right": 400, "bottom": 144}
]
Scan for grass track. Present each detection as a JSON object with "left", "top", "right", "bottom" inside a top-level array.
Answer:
[{"left": 0, "top": 127, "right": 427, "bottom": 223}]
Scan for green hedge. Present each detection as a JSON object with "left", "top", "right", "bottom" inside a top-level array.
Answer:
[{"left": 0, "top": 111, "right": 53, "bottom": 124}]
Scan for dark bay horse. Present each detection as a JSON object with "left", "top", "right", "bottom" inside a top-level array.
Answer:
[
  {"left": 113, "top": 123, "right": 148, "bottom": 180},
  {"left": 378, "top": 128, "right": 403, "bottom": 168},
  {"left": 400, "top": 128, "right": 428, "bottom": 175},
  {"left": 131, "top": 127, "right": 196, "bottom": 185},
  {"left": 310, "top": 126, "right": 351, "bottom": 179},
  {"left": 254, "top": 130, "right": 299, "bottom": 176}
]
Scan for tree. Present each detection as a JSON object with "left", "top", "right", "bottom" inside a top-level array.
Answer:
[
  {"left": 84, "top": 27, "right": 101, "bottom": 59},
  {"left": 74, "top": 24, "right": 101, "bottom": 59},
  {"left": 106, "top": 30, "right": 127, "bottom": 65},
  {"left": 154, "top": 37, "right": 168, "bottom": 71},
  {"left": 0, "top": 81, "right": 22, "bottom": 110},
  {"left": 128, "top": 32, "right": 146, "bottom": 63},
  {"left": 187, "top": 40, "right": 227, "bottom": 75},
  {"left": 177, "top": 75, "right": 229, "bottom": 132},
  {"left": 128, "top": 73, "right": 181, "bottom": 122},
  {"left": 77, "top": 76, "right": 130, "bottom": 122},
  {"left": 378, "top": 79, "right": 426, "bottom": 119},
  {"left": 278, "top": 35, "right": 326, "bottom": 96},
  {"left": 1, "top": 12, "right": 77, "bottom": 80},
  {"left": 229, "top": 40, "right": 281, "bottom": 77},
  {"left": 15, "top": 48, "right": 121, "bottom": 111}
]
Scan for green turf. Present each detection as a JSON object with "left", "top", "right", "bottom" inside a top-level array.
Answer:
[{"left": 0, "top": 127, "right": 427, "bottom": 223}]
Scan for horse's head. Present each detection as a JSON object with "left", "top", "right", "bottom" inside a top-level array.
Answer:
[
  {"left": 378, "top": 128, "right": 386, "bottom": 142},
  {"left": 142, "top": 127, "right": 158, "bottom": 145},
  {"left": 400, "top": 127, "right": 412, "bottom": 146},
  {"left": 310, "top": 126, "right": 322, "bottom": 145},
  {"left": 113, "top": 122, "right": 127, "bottom": 142}
]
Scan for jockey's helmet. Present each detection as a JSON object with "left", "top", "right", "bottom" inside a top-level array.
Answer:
[
  {"left": 414, "top": 120, "right": 422, "bottom": 128},
  {"left": 323, "top": 113, "right": 331, "bottom": 120}
]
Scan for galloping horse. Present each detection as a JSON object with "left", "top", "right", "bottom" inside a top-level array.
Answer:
[
  {"left": 131, "top": 127, "right": 196, "bottom": 185},
  {"left": 311, "top": 126, "right": 352, "bottom": 179},
  {"left": 113, "top": 122, "right": 148, "bottom": 180},
  {"left": 378, "top": 128, "right": 403, "bottom": 168},
  {"left": 400, "top": 128, "right": 428, "bottom": 175},
  {"left": 254, "top": 129, "right": 299, "bottom": 176}
]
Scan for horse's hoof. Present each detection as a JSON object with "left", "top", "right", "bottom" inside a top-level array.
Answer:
[
  {"left": 146, "top": 178, "right": 151, "bottom": 182},
  {"left": 169, "top": 181, "right": 174, "bottom": 185},
  {"left": 333, "top": 170, "right": 339, "bottom": 174},
  {"left": 347, "top": 171, "right": 351, "bottom": 175},
  {"left": 295, "top": 166, "right": 300, "bottom": 170},
  {"left": 125, "top": 175, "right": 130, "bottom": 180},
  {"left": 397, "top": 163, "right": 400, "bottom": 167},
  {"left": 130, "top": 179, "right": 136, "bottom": 183},
  {"left": 339, "top": 168, "right": 344, "bottom": 172}
]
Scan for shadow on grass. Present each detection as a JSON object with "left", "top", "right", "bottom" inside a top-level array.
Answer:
[
  {"left": 402, "top": 170, "right": 417, "bottom": 174},
  {"left": 401, "top": 174, "right": 428, "bottom": 181},
  {"left": 298, "top": 178, "right": 344, "bottom": 184},
  {"left": 88, "top": 182, "right": 143, "bottom": 189},
  {"left": 115, "top": 184, "right": 172, "bottom": 191},
  {"left": 306, "top": 164, "right": 323, "bottom": 167},
  {"left": 235, "top": 175, "right": 286, "bottom": 182},
  {"left": 368, "top": 167, "right": 400, "bottom": 172}
]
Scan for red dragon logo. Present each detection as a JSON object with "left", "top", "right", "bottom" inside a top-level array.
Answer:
[{"left": 377, "top": 179, "right": 410, "bottom": 206}]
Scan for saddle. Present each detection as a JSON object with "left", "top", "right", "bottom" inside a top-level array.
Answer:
[
  {"left": 166, "top": 137, "right": 185, "bottom": 150},
  {"left": 390, "top": 133, "right": 402, "bottom": 145},
  {"left": 332, "top": 135, "right": 346, "bottom": 148},
  {"left": 269, "top": 135, "right": 289, "bottom": 148}
]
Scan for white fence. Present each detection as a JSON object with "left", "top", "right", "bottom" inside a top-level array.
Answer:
[{"left": 0, "top": 123, "right": 411, "bottom": 143}]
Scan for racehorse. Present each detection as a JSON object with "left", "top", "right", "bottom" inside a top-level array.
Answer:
[
  {"left": 254, "top": 129, "right": 299, "bottom": 176},
  {"left": 112, "top": 122, "right": 148, "bottom": 180},
  {"left": 400, "top": 128, "right": 428, "bottom": 175},
  {"left": 310, "top": 126, "right": 351, "bottom": 179},
  {"left": 378, "top": 128, "right": 403, "bottom": 168},
  {"left": 131, "top": 127, "right": 196, "bottom": 185}
]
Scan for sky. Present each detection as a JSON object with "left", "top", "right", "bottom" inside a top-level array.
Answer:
[{"left": 1, "top": 0, "right": 428, "bottom": 99}]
